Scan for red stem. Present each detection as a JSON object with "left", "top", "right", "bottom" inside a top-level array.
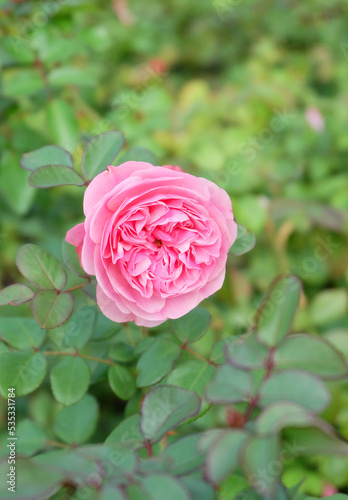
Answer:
[{"left": 145, "top": 441, "right": 152, "bottom": 457}]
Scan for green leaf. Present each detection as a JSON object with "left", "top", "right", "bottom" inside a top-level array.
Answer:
[
  {"left": 274, "top": 334, "right": 348, "bottom": 379},
  {"left": 47, "top": 292, "right": 97, "bottom": 350},
  {"left": 61, "top": 239, "right": 87, "bottom": 278},
  {"left": 218, "top": 475, "right": 250, "bottom": 500},
  {"left": 134, "top": 336, "right": 157, "bottom": 355},
  {"left": 127, "top": 485, "right": 152, "bottom": 500},
  {"left": 0, "top": 317, "right": 45, "bottom": 349},
  {"left": 82, "top": 279, "right": 97, "bottom": 302},
  {"left": 284, "top": 427, "right": 348, "bottom": 456},
  {"left": 0, "top": 341, "right": 9, "bottom": 354},
  {"left": 171, "top": 307, "right": 211, "bottom": 344},
  {"left": 17, "top": 419, "right": 47, "bottom": 456},
  {"left": 140, "top": 385, "right": 201, "bottom": 443},
  {"left": 20, "top": 145, "right": 73, "bottom": 171},
  {"left": 0, "top": 150, "right": 36, "bottom": 215},
  {"left": 255, "top": 274, "right": 301, "bottom": 347},
  {"left": 0, "top": 351, "right": 47, "bottom": 397},
  {"left": 209, "top": 339, "right": 229, "bottom": 365},
  {"left": 136, "top": 338, "right": 181, "bottom": 387},
  {"left": 47, "top": 99, "right": 79, "bottom": 152},
  {"left": 241, "top": 434, "right": 281, "bottom": 498},
  {"left": 206, "top": 430, "right": 248, "bottom": 483},
  {"left": 259, "top": 370, "right": 331, "bottom": 413},
  {"left": 100, "top": 485, "right": 128, "bottom": 500},
  {"left": 163, "top": 434, "right": 205, "bottom": 475},
  {"left": 3, "top": 36, "right": 35, "bottom": 64},
  {"left": 53, "top": 394, "right": 99, "bottom": 445},
  {"left": 225, "top": 332, "right": 269, "bottom": 370},
  {"left": 108, "top": 364, "right": 136, "bottom": 401},
  {"left": 2, "top": 69, "right": 44, "bottom": 97},
  {"left": 229, "top": 224, "right": 256, "bottom": 256},
  {"left": 0, "top": 284, "right": 34, "bottom": 306},
  {"left": 48, "top": 66, "right": 97, "bottom": 87},
  {"left": 165, "top": 360, "right": 215, "bottom": 396},
  {"left": 255, "top": 402, "right": 327, "bottom": 435},
  {"left": 105, "top": 414, "right": 143, "bottom": 450},
  {"left": 31, "top": 291, "right": 73, "bottom": 329},
  {"left": 310, "top": 288, "right": 348, "bottom": 326},
  {"left": 0, "top": 458, "right": 64, "bottom": 500},
  {"left": 180, "top": 477, "right": 215, "bottom": 500},
  {"left": 109, "top": 342, "right": 137, "bottom": 362},
  {"left": 141, "top": 474, "right": 191, "bottom": 500},
  {"left": 76, "top": 443, "right": 137, "bottom": 474},
  {"left": 205, "top": 364, "right": 254, "bottom": 404},
  {"left": 29, "top": 165, "right": 86, "bottom": 188},
  {"left": 33, "top": 448, "right": 98, "bottom": 483},
  {"left": 81, "top": 131, "right": 125, "bottom": 180},
  {"left": 50, "top": 356, "right": 91, "bottom": 406},
  {"left": 16, "top": 244, "right": 67, "bottom": 290},
  {"left": 118, "top": 146, "right": 158, "bottom": 165},
  {"left": 199, "top": 429, "right": 226, "bottom": 454}
]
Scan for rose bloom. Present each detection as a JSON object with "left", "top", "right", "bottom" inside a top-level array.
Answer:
[{"left": 66, "top": 162, "right": 237, "bottom": 327}]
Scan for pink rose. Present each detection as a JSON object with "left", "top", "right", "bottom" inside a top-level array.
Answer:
[{"left": 66, "top": 161, "right": 237, "bottom": 327}]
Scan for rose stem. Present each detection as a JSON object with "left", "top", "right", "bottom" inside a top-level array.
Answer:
[
  {"left": 181, "top": 345, "right": 217, "bottom": 366},
  {"left": 64, "top": 278, "right": 91, "bottom": 293},
  {"left": 144, "top": 441, "right": 153, "bottom": 457},
  {"left": 41, "top": 350, "right": 115, "bottom": 366},
  {"left": 46, "top": 440, "right": 71, "bottom": 449}
]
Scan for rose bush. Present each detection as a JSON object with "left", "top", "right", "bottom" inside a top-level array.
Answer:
[{"left": 66, "top": 161, "right": 237, "bottom": 326}]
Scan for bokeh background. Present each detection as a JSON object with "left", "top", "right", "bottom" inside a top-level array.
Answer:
[{"left": 1, "top": 0, "right": 348, "bottom": 495}]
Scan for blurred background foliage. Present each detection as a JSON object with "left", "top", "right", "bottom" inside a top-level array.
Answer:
[{"left": 1, "top": 0, "right": 348, "bottom": 496}]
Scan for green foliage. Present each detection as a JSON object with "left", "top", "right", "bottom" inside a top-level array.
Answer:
[
  {"left": 274, "top": 335, "right": 348, "bottom": 379},
  {"left": 50, "top": 356, "right": 91, "bottom": 406},
  {"left": 81, "top": 131, "right": 125, "bottom": 180},
  {"left": 171, "top": 307, "right": 211, "bottom": 343},
  {"left": 1, "top": 1, "right": 348, "bottom": 497},
  {"left": 140, "top": 385, "right": 201, "bottom": 442},
  {"left": 1, "top": 129, "right": 348, "bottom": 499},
  {"left": 0, "top": 284, "right": 34, "bottom": 306},
  {"left": 20, "top": 146, "right": 74, "bottom": 171},
  {"left": 205, "top": 430, "right": 248, "bottom": 483},
  {"left": 229, "top": 224, "right": 256, "bottom": 256},
  {"left": 29, "top": 165, "right": 86, "bottom": 188},
  {"left": 0, "top": 317, "right": 45, "bottom": 349},
  {"left": 16, "top": 419, "right": 47, "bottom": 456},
  {"left": 108, "top": 364, "right": 136, "bottom": 400},
  {"left": 16, "top": 244, "right": 67, "bottom": 291},
  {"left": 0, "top": 351, "right": 47, "bottom": 397},
  {"left": 53, "top": 394, "right": 99, "bottom": 445},
  {"left": 255, "top": 274, "right": 301, "bottom": 347},
  {"left": 31, "top": 291, "right": 74, "bottom": 329},
  {"left": 136, "top": 337, "right": 182, "bottom": 387},
  {"left": 47, "top": 99, "right": 79, "bottom": 152}
]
